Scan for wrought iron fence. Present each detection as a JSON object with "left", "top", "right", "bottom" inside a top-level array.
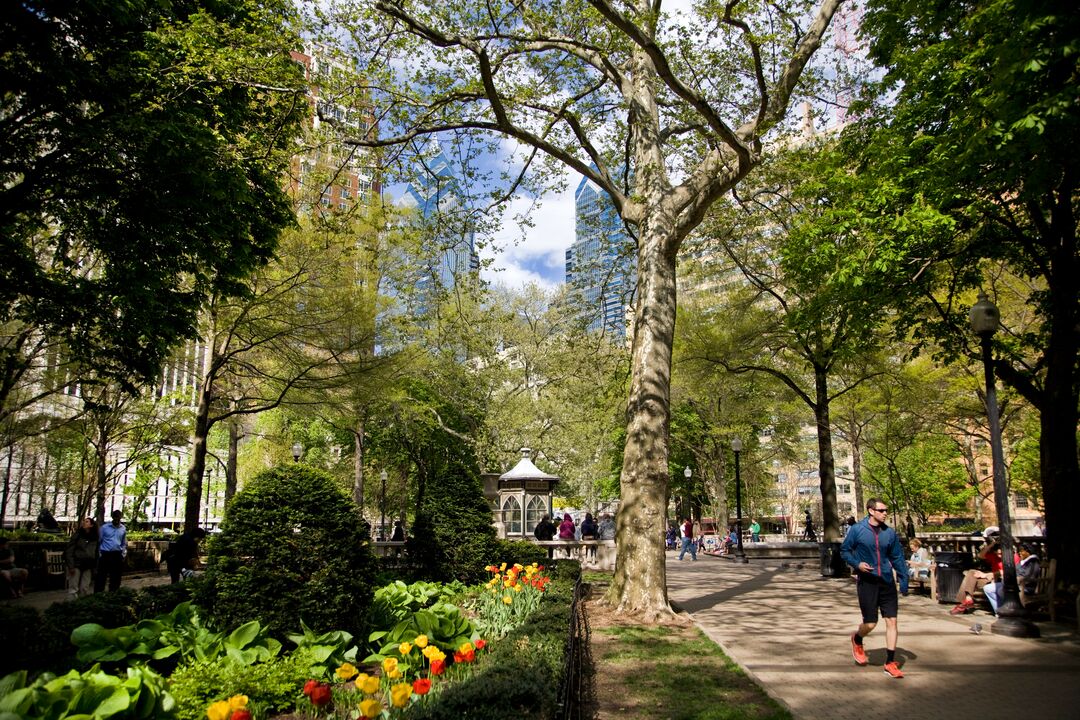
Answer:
[{"left": 557, "top": 577, "right": 591, "bottom": 720}]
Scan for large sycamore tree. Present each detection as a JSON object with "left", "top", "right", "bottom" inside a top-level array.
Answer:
[{"left": 341, "top": 0, "right": 841, "bottom": 616}]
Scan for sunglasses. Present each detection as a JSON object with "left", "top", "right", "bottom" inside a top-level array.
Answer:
[{"left": 871, "top": 507, "right": 889, "bottom": 513}]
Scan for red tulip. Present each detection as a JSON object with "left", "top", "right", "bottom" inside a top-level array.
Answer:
[
  {"left": 231, "top": 711, "right": 252, "bottom": 720},
  {"left": 430, "top": 659, "right": 445, "bottom": 675},
  {"left": 412, "top": 678, "right": 432, "bottom": 695},
  {"left": 310, "top": 683, "right": 332, "bottom": 707},
  {"left": 303, "top": 679, "right": 319, "bottom": 696}
]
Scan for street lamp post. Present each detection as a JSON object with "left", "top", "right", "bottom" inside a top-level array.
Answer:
[
  {"left": 379, "top": 469, "right": 388, "bottom": 542},
  {"left": 969, "top": 293, "right": 1038, "bottom": 638},
  {"left": 683, "top": 466, "right": 693, "bottom": 524},
  {"left": 291, "top": 442, "right": 303, "bottom": 462},
  {"left": 731, "top": 437, "right": 748, "bottom": 564}
]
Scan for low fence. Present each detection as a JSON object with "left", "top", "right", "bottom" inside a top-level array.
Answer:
[{"left": 558, "top": 577, "right": 589, "bottom": 720}]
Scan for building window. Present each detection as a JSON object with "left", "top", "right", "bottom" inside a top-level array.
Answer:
[
  {"left": 838, "top": 484, "right": 851, "bottom": 494},
  {"left": 502, "top": 496, "right": 522, "bottom": 534},
  {"left": 1015, "top": 494, "right": 1029, "bottom": 509},
  {"left": 525, "top": 496, "right": 547, "bottom": 534}
]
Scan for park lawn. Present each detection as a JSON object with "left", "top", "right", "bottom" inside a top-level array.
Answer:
[{"left": 585, "top": 576, "right": 791, "bottom": 720}]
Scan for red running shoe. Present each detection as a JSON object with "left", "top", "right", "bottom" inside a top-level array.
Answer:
[
  {"left": 850, "top": 633, "right": 868, "bottom": 666},
  {"left": 883, "top": 661, "right": 904, "bottom": 678}
]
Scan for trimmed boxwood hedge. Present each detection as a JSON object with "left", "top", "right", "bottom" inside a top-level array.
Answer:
[{"left": 194, "top": 463, "right": 378, "bottom": 641}]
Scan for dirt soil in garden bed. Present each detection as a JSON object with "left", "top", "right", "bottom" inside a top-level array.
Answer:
[{"left": 582, "top": 582, "right": 790, "bottom": 720}]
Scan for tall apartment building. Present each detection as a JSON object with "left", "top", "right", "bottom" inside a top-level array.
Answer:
[
  {"left": 289, "top": 48, "right": 379, "bottom": 213},
  {"left": 564, "top": 174, "right": 636, "bottom": 338}
]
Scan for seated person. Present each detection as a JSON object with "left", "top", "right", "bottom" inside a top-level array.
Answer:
[
  {"left": 0, "top": 537, "right": 30, "bottom": 598},
  {"left": 950, "top": 533, "right": 1003, "bottom": 615},
  {"left": 907, "top": 538, "right": 932, "bottom": 580},
  {"left": 984, "top": 544, "right": 1041, "bottom": 615}
]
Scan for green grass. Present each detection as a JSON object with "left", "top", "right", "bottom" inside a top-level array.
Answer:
[{"left": 594, "top": 624, "right": 791, "bottom": 720}]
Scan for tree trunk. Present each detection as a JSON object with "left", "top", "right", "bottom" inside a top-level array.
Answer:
[
  {"left": 225, "top": 419, "right": 240, "bottom": 501},
  {"left": 95, "top": 421, "right": 108, "bottom": 524},
  {"left": 1039, "top": 254, "right": 1079, "bottom": 583},
  {"left": 813, "top": 365, "right": 841, "bottom": 542},
  {"left": 352, "top": 418, "right": 365, "bottom": 510},
  {"left": 185, "top": 377, "right": 214, "bottom": 532},
  {"left": 0, "top": 446, "right": 12, "bottom": 527},
  {"left": 607, "top": 227, "right": 678, "bottom": 619},
  {"left": 847, "top": 418, "right": 865, "bottom": 516}
]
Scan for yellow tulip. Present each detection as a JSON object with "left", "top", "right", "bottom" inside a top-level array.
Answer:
[
  {"left": 499, "top": 562, "right": 507, "bottom": 571},
  {"left": 458, "top": 641, "right": 473, "bottom": 654},
  {"left": 388, "top": 668, "right": 403, "bottom": 679},
  {"left": 415, "top": 634, "right": 429, "bottom": 648},
  {"left": 336, "top": 662, "right": 359, "bottom": 681},
  {"left": 382, "top": 657, "right": 398, "bottom": 675},
  {"left": 227, "top": 695, "right": 248, "bottom": 711},
  {"left": 503, "top": 595, "right": 513, "bottom": 604},
  {"left": 399, "top": 641, "right": 413, "bottom": 656},
  {"left": 206, "top": 700, "right": 230, "bottom": 720},
  {"left": 390, "top": 682, "right": 413, "bottom": 708},
  {"left": 357, "top": 673, "right": 380, "bottom": 695},
  {"left": 513, "top": 583, "right": 522, "bottom": 592},
  {"left": 360, "top": 698, "right": 383, "bottom": 718}
]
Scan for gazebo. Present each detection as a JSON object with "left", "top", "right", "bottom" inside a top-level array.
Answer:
[{"left": 495, "top": 448, "right": 559, "bottom": 538}]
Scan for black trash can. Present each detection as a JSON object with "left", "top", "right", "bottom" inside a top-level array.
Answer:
[
  {"left": 820, "top": 541, "right": 847, "bottom": 578},
  {"left": 934, "top": 551, "right": 973, "bottom": 603}
]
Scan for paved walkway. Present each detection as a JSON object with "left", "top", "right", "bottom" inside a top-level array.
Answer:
[
  {"left": 666, "top": 555, "right": 1080, "bottom": 720},
  {"left": 2, "top": 572, "right": 172, "bottom": 612}
]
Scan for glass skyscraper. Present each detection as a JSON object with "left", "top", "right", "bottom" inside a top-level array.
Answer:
[
  {"left": 401, "top": 144, "right": 480, "bottom": 301},
  {"left": 565, "top": 174, "right": 636, "bottom": 338}
]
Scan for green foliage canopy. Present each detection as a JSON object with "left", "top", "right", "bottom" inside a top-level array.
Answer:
[{"left": 0, "top": 0, "right": 306, "bottom": 390}]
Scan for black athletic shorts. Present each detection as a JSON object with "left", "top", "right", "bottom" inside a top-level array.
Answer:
[{"left": 856, "top": 573, "right": 898, "bottom": 623}]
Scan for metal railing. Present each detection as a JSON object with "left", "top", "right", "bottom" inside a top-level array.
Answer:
[{"left": 557, "top": 577, "right": 590, "bottom": 720}]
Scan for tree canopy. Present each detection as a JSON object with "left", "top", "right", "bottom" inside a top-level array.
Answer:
[{"left": 1, "top": 0, "right": 306, "bottom": 392}]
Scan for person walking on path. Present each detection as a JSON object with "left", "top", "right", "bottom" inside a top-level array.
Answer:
[
  {"left": 802, "top": 509, "right": 816, "bottom": 541},
  {"left": 95, "top": 510, "right": 127, "bottom": 593},
  {"left": 678, "top": 517, "right": 697, "bottom": 561},
  {"left": 840, "top": 498, "right": 909, "bottom": 679},
  {"left": 750, "top": 519, "right": 761, "bottom": 542},
  {"left": 65, "top": 517, "right": 99, "bottom": 597}
]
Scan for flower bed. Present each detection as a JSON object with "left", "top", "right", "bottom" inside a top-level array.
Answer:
[{"left": 0, "top": 561, "right": 581, "bottom": 720}]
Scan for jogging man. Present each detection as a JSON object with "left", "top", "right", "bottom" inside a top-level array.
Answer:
[{"left": 840, "top": 498, "right": 909, "bottom": 678}]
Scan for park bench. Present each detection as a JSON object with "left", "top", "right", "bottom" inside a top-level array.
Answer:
[{"left": 1020, "top": 557, "right": 1056, "bottom": 621}]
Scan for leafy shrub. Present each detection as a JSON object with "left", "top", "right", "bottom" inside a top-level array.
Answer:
[
  {"left": 407, "top": 456, "right": 499, "bottom": 585},
  {"left": 0, "top": 664, "right": 175, "bottom": 719},
  {"left": 71, "top": 603, "right": 281, "bottom": 669},
  {"left": 0, "top": 605, "right": 43, "bottom": 676},
  {"left": 131, "top": 579, "right": 195, "bottom": 619},
  {"left": 494, "top": 539, "right": 548, "bottom": 568},
  {"left": 365, "top": 603, "right": 476, "bottom": 671},
  {"left": 168, "top": 652, "right": 311, "bottom": 720},
  {"left": 369, "top": 579, "right": 467, "bottom": 630},
  {"left": 1, "top": 582, "right": 194, "bottom": 678},
  {"left": 286, "top": 622, "right": 358, "bottom": 679},
  {"left": 194, "top": 464, "right": 378, "bottom": 640}
]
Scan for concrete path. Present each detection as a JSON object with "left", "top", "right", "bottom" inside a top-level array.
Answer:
[
  {"left": 666, "top": 555, "right": 1080, "bottom": 720},
  {"left": 2, "top": 572, "right": 172, "bottom": 612}
]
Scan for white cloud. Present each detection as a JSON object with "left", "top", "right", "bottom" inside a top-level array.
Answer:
[{"left": 481, "top": 177, "right": 577, "bottom": 290}]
